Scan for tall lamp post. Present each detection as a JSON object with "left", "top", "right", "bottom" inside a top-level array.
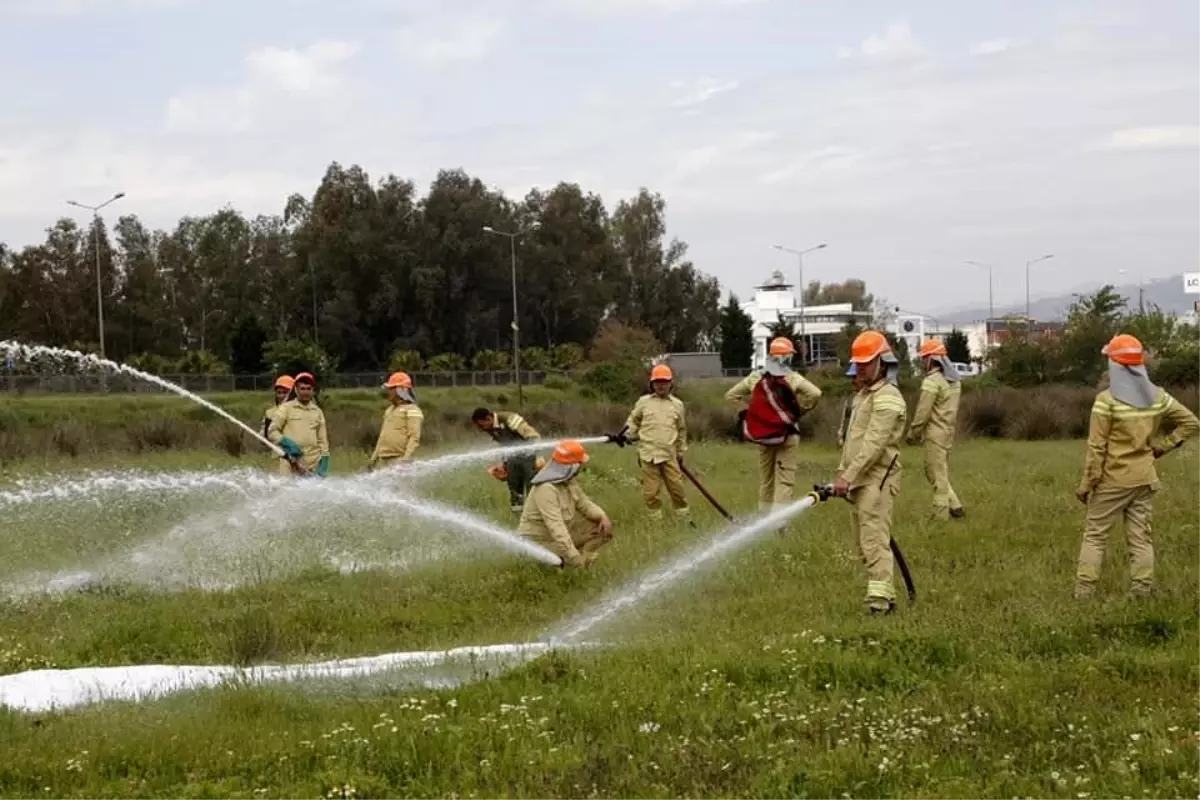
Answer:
[
  {"left": 1025, "top": 253, "right": 1055, "bottom": 321},
  {"left": 67, "top": 192, "right": 125, "bottom": 360},
  {"left": 772, "top": 241, "right": 827, "bottom": 363},
  {"left": 483, "top": 221, "right": 540, "bottom": 409},
  {"left": 965, "top": 260, "right": 996, "bottom": 322}
]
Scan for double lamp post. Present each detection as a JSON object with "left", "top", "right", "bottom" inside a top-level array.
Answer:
[
  {"left": 483, "top": 221, "right": 540, "bottom": 410},
  {"left": 66, "top": 192, "right": 126, "bottom": 361}
]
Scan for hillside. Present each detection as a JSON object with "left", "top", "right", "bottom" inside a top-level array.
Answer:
[{"left": 937, "top": 274, "right": 1194, "bottom": 323}]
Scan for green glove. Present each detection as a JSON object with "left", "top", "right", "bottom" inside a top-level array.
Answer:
[
  {"left": 279, "top": 437, "right": 303, "bottom": 459},
  {"left": 315, "top": 455, "right": 330, "bottom": 478}
]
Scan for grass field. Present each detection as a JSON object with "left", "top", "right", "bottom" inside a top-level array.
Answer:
[{"left": 0, "top": 437, "right": 1197, "bottom": 799}]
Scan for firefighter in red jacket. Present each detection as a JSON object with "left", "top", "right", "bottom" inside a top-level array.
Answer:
[{"left": 725, "top": 337, "right": 823, "bottom": 509}]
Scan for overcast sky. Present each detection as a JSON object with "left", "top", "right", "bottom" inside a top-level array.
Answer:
[{"left": 1, "top": 0, "right": 1196, "bottom": 314}]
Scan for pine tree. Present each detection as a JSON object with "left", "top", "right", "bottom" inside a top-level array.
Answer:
[{"left": 718, "top": 294, "right": 754, "bottom": 369}]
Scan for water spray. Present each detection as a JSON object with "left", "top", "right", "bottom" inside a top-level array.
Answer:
[
  {"left": 547, "top": 489, "right": 831, "bottom": 643},
  {"left": 0, "top": 341, "right": 286, "bottom": 458}
]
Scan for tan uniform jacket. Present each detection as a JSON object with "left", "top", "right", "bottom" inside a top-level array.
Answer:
[
  {"left": 1080, "top": 388, "right": 1199, "bottom": 492},
  {"left": 908, "top": 371, "right": 961, "bottom": 448},
  {"left": 267, "top": 399, "right": 330, "bottom": 465},
  {"left": 518, "top": 480, "right": 606, "bottom": 560},
  {"left": 370, "top": 403, "right": 423, "bottom": 463},
  {"left": 838, "top": 380, "right": 907, "bottom": 488},
  {"left": 725, "top": 370, "right": 822, "bottom": 415},
  {"left": 261, "top": 405, "right": 282, "bottom": 441},
  {"left": 624, "top": 394, "right": 688, "bottom": 464}
]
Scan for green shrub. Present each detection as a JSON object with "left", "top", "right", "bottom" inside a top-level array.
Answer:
[
  {"left": 426, "top": 353, "right": 466, "bottom": 372},
  {"left": 387, "top": 350, "right": 423, "bottom": 372},
  {"left": 580, "top": 361, "right": 644, "bottom": 403},
  {"left": 471, "top": 349, "right": 511, "bottom": 371}
]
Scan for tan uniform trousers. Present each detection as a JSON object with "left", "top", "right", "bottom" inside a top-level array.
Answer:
[
  {"left": 923, "top": 442, "right": 962, "bottom": 519},
  {"left": 525, "top": 518, "right": 611, "bottom": 567},
  {"left": 640, "top": 459, "right": 689, "bottom": 518},
  {"left": 849, "top": 475, "right": 900, "bottom": 605},
  {"left": 1075, "top": 484, "right": 1157, "bottom": 597},
  {"left": 757, "top": 437, "right": 799, "bottom": 510},
  {"left": 276, "top": 455, "right": 320, "bottom": 476}
]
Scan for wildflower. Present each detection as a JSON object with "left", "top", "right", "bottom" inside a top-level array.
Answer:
[{"left": 638, "top": 722, "right": 661, "bottom": 734}]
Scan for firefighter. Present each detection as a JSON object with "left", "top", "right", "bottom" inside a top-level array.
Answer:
[
  {"left": 612, "top": 364, "right": 690, "bottom": 521},
  {"left": 472, "top": 406, "right": 541, "bottom": 513},
  {"left": 517, "top": 439, "right": 613, "bottom": 568},
  {"left": 367, "top": 371, "right": 423, "bottom": 471},
  {"left": 832, "top": 331, "right": 907, "bottom": 615},
  {"left": 1074, "top": 333, "right": 1199, "bottom": 598},
  {"left": 725, "top": 337, "right": 822, "bottom": 510},
  {"left": 907, "top": 339, "right": 965, "bottom": 520},
  {"left": 267, "top": 372, "right": 330, "bottom": 477},
  {"left": 262, "top": 375, "right": 294, "bottom": 469}
]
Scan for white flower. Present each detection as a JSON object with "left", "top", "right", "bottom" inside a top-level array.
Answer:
[{"left": 638, "top": 722, "right": 661, "bottom": 734}]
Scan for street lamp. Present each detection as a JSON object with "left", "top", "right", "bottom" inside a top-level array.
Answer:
[
  {"left": 1024, "top": 253, "right": 1054, "bottom": 320},
  {"left": 483, "top": 221, "right": 541, "bottom": 409},
  {"left": 772, "top": 242, "right": 827, "bottom": 363},
  {"left": 965, "top": 260, "right": 996, "bottom": 322},
  {"left": 66, "top": 192, "right": 125, "bottom": 360},
  {"left": 1118, "top": 269, "right": 1145, "bottom": 314}
]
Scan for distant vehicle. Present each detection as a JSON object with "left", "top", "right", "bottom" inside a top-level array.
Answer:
[{"left": 954, "top": 362, "right": 982, "bottom": 377}]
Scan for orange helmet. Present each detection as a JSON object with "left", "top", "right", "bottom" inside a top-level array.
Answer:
[
  {"left": 650, "top": 364, "right": 673, "bottom": 382},
  {"left": 274, "top": 375, "right": 295, "bottom": 390},
  {"left": 768, "top": 337, "right": 796, "bottom": 357},
  {"left": 1102, "top": 333, "right": 1144, "bottom": 366},
  {"left": 919, "top": 339, "right": 947, "bottom": 358},
  {"left": 384, "top": 371, "right": 413, "bottom": 389},
  {"left": 551, "top": 439, "right": 589, "bottom": 466},
  {"left": 849, "top": 330, "right": 892, "bottom": 363},
  {"left": 294, "top": 372, "right": 316, "bottom": 386}
]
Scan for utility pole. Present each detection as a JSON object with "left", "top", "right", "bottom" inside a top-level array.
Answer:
[
  {"left": 66, "top": 192, "right": 126, "bottom": 360},
  {"left": 483, "top": 221, "right": 541, "bottom": 409},
  {"left": 772, "top": 242, "right": 827, "bottom": 363},
  {"left": 1025, "top": 253, "right": 1055, "bottom": 321}
]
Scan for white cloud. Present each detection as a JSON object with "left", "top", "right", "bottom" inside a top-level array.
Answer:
[
  {"left": 550, "top": 0, "right": 762, "bottom": 18},
  {"left": 837, "top": 21, "right": 926, "bottom": 63},
  {"left": 394, "top": 10, "right": 505, "bottom": 68},
  {"left": 669, "top": 78, "right": 739, "bottom": 108},
  {"left": 0, "top": 0, "right": 185, "bottom": 15},
  {"left": 969, "top": 37, "right": 1026, "bottom": 56},
  {"left": 164, "top": 40, "right": 361, "bottom": 134},
  {"left": 1089, "top": 126, "right": 1200, "bottom": 152}
]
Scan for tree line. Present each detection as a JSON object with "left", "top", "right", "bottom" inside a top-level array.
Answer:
[
  {"left": 0, "top": 163, "right": 723, "bottom": 375},
  {"left": 988, "top": 286, "right": 1198, "bottom": 387}
]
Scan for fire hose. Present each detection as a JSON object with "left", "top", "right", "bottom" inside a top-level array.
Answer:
[{"left": 812, "top": 481, "right": 917, "bottom": 603}]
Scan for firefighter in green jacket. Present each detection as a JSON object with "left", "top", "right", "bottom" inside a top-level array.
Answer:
[{"left": 473, "top": 406, "right": 541, "bottom": 513}]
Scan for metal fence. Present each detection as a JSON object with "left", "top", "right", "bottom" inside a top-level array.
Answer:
[{"left": 0, "top": 368, "right": 756, "bottom": 395}]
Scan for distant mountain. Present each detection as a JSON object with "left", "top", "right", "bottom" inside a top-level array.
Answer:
[{"left": 936, "top": 274, "right": 1195, "bottom": 324}]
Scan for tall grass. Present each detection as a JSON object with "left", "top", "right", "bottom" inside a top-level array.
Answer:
[{"left": 0, "top": 382, "right": 1194, "bottom": 463}]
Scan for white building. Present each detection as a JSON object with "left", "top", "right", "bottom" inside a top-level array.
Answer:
[
  {"left": 891, "top": 314, "right": 990, "bottom": 368},
  {"left": 741, "top": 271, "right": 872, "bottom": 369}
]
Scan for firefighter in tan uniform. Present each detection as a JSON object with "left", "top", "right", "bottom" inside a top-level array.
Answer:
[
  {"left": 907, "top": 339, "right": 965, "bottom": 520},
  {"left": 725, "top": 337, "right": 822, "bottom": 510},
  {"left": 833, "top": 331, "right": 908, "bottom": 615},
  {"left": 518, "top": 440, "right": 613, "bottom": 568},
  {"left": 613, "top": 364, "right": 690, "bottom": 521},
  {"left": 367, "top": 371, "right": 423, "bottom": 471},
  {"left": 1074, "top": 334, "right": 1199, "bottom": 598},
  {"left": 267, "top": 372, "right": 330, "bottom": 477},
  {"left": 262, "top": 375, "right": 294, "bottom": 471},
  {"left": 472, "top": 407, "right": 542, "bottom": 513}
]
